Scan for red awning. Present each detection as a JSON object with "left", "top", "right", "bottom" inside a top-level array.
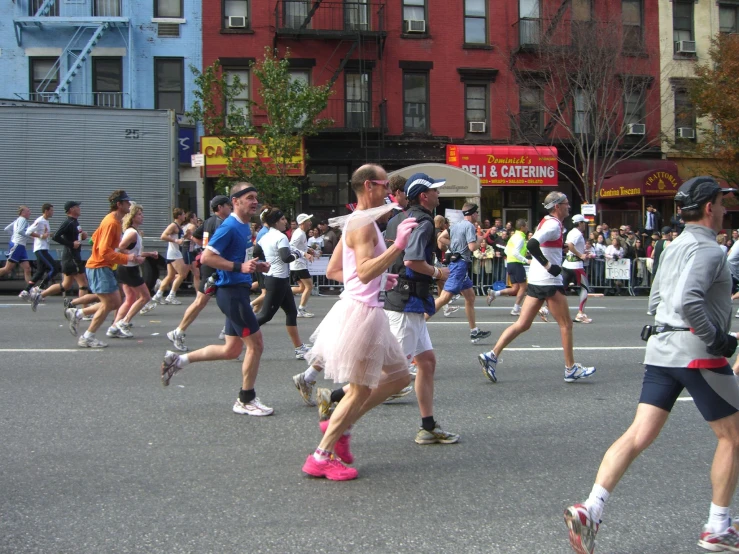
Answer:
[{"left": 599, "top": 164, "right": 682, "bottom": 200}]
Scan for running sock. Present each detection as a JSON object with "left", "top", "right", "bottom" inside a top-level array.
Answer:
[
  {"left": 239, "top": 388, "right": 256, "bottom": 404},
  {"left": 707, "top": 503, "right": 731, "bottom": 533},
  {"left": 421, "top": 416, "right": 436, "bottom": 432},
  {"left": 330, "top": 389, "right": 346, "bottom": 403},
  {"left": 304, "top": 365, "right": 321, "bottom": 382},
  {"left": 471, "top": 327, "right": 480, "bottom": 334},
  {"left": 83, "top": 330, "right": 94, "bottom": 339},
  {"left": 584, "top": 484, "right": 610, "bottom": 523},
  {"left": 178, "top": 354, "right": 191, "bottom": 367},
  {"left": 175, "top": 327, "right": 184, "bottom": 336},
  {"left": 313, "top": 447, "right": 331, "bottom": 461},
  {"left": 493, "top": 290, "right": 502, "bottom": 297},
  {"left": 75, "top": 309, "right": 84, "bottom": 319}
]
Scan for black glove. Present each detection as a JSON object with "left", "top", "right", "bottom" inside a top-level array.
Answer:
[
  {"left": 547, "top": 264, "right": 562, "bottom": 277},
  {"left": 707, "top": 332, "right": 738, "bottom": 358}
]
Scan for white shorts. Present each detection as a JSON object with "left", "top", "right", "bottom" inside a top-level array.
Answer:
[{"left": 385, "top": 310, "right": 433, "bottom": 361}]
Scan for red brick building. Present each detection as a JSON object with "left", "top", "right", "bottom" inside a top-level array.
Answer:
[{"left": 203, "top": 0, "right": 664, "bottom": 226}]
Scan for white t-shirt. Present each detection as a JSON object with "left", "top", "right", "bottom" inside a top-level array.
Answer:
[
  {"left": 259, "top": 228, "right": 291, "bottom": 278},
  {"left": 26, "top": 216, "right": 51, "bottom": 252},
  {"left": 563, "top": 227, "right": 585, "bottom": 270},
  {"left": 528, "top": 215, "right": 564, "bottom": 286},
  {"left": 5, "top": 216, "right": 29, "bottom": 246},
  {"left": 289, "top": 228, "right": 309, "bottom": 271},
  {"left": 122, "top": 228, "right": 142, "bottom": 267}
]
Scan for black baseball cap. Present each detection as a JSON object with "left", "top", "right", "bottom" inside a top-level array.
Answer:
[
  {"left": 64, "top": 201, "right": 80, "bottom": 212},
  {"left": 675, "top": 176, "right": 737, "bottom": 211},
  {"left": 661, "top": 226, "right": 673, "bottom": 234},
  {"left": 210, "top": 195, "right": 231, "bottom": 210}
]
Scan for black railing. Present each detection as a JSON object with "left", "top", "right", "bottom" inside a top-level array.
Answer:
[{"left": 275, "top": 1, "right": 385, "bottom": 35}]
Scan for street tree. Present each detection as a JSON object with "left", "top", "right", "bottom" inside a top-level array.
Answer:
[
  {"left": 187, "top": 48, "right": 333, "bottom": 209},
  {"left": 510, "top": 16, "right": 669, "bottom": 203}
]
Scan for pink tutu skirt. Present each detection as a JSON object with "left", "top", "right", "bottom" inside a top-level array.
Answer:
[{"left": 306, "top": 297, "right": 408, "bottom": 388}]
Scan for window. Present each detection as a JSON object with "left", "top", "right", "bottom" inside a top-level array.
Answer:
[
  {"left": 29, "top": 57, "right": 59, "bottom": 102},
  {"left": 673, "top": 1, "right": 693, "bottom": 43},
  {"left": 284, "top": 0, "right": 309, "bottom": 29},
  {"left": 154, "top": 0, "right": 182, "bottom": 17},
  {"left": 93, "top": 57, "right": 123, "bottom": 108},
  {"left": 290, "top": 69, "right": 310, "bottom": 127},
  {"left": 465, "top": 84, "right": 488, "bottom": 133},
  {"left": 720, "top": 4, "right": 739, "bottom": 34},
  {"left": 519, "top": 86, "right": 542, "bottom": 134},
  {"left": 403, "top": 71, "right": 428, "bottom": 133},
  {"left": 154, "top": 58, "right": 184, "bottom": 112},
  {"left": 674, "top": 88, "right": 695, "bottom": 139},
  {"left": 28, "top": 0, "right": 59, "bottom": 15},
  {"left": 623, "top": 89, "right": 645, "bottom": 126},
  {"left": 519, "top": 0, "right": 540, "bottom": 46},
  {"left": 346, "top": 0, "right": 369, "bottom": 31},
  {"left": 573, "top": 89, "right": 590, "bottom": 134},
  {"left": 345, "top": 72, "right": 370, "bottom": 128},
  {"left": 94, "top": 0, "right": 120, "bottom": 17},
  {"left": 224, "top": 68, "right": 249, "bottom": 126},
  {"left": 403, "top": 0, "right": 425, "bottom": 25},
  {"left": 464, "top": 0, "right": 487, "bottom": 44},
  {"left": 622, "top": 0, "right": 642, "bottom": 51},
  {"left": 224, "top": 0, "right": 248, "bottom": 28}
]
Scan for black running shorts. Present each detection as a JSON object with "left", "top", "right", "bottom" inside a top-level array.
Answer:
[
  {"left": 291, "top": 269, "right": 311, "bottom": 281},
  {"left": 61, "top": 254, "right": 85, "bottom": 276},
  {"left": 639, "top": 364, "right": 739, "bottom": 422},
  {"left": 116, "top": 265, "right": 145, "bottom": 287},
  {"left": 506, "top": 262, "right": 527, "bottom": 284},
  {"left": 215, "top": 285, "right": 260, "bottom": 338},
  {"left": 527, "top": 284, "right": 566, "bottom": 300}
]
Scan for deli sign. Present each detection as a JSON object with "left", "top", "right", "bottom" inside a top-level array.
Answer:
[{"left": 446, "top": 145, "right": 558, "bottom": 186}]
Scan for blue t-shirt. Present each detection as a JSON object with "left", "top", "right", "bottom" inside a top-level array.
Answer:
[
  {"left": 206, "top": 214, "right": 253, "bottom": 287},
  {"left": 256, "top": 225, "right": 269, "bottom": 243}
]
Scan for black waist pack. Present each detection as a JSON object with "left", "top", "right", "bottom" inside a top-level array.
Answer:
[{"left": 396, "top": 278, "right": 432, "bottom": 300}]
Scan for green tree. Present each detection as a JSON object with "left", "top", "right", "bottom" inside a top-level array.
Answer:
[{"left": 187, "top": 48, "right": 333, "bottom": 209}]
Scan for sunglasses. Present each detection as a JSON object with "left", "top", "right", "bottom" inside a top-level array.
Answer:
[{"left": 370, "top": 179, "right": 390, "bottom": 186}]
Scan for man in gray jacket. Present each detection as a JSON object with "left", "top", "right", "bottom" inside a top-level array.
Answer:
[{"left": 564, "top": 176, "right": 739, "bottom": 554}]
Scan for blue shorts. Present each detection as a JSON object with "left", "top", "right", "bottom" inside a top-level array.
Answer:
[
  {"left": 86, "top": 267, "right": 119, "bottom": 294},
  {"left": 7, "top": 242, "right": 29, "bottom": 263},
  {"left": 216, "top": 285, "right": 260, "bottom": 338},
  {"left": 443, "top": 260, "right": 474, "bottom": 294},
  {"left": 639, "top": 364, "right": 739, "bottom": 422},
  {"left": 506, "top": 262, "right": 527, "bottom": 284}
]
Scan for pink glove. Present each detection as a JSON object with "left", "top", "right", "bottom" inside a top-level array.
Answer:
[
  {"left": 394, "top": 217, "right": 418, "bottom": 251},
  {"left": 383, "top": 273, "right": 398, "bottom": 291}
]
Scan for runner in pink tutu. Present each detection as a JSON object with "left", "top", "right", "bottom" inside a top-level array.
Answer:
[{"left": 301, "top": 163, "right": 418, "bottom": 481}]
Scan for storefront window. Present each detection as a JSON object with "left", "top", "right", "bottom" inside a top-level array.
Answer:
[{"left": 306, "top": 165, "right": 351, "bottom": 218}]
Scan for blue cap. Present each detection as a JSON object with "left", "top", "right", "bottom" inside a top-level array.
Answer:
[{"left": 404, "top": 173, "right": 446, "bottom": 200}]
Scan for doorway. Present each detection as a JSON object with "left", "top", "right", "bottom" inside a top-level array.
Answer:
[{"left": 503, "top": 208, "right": 531, "bottom": 230}]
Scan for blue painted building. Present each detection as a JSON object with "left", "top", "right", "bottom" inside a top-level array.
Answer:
[{"left": 5, "top": 0, "right": 201, "bottom": 112}]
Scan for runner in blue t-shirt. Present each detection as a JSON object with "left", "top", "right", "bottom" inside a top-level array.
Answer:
[{"left": 160, "top": 182, "right": 275, "bottom": 417}]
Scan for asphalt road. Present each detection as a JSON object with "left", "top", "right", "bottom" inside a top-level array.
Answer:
[{"left": 1, "top": 292, "right": 737, "bottom": 554}]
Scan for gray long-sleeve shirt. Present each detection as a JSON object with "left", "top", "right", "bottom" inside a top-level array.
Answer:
[{"left": 645, "top": 224, "right": 732, "bottom": 368}]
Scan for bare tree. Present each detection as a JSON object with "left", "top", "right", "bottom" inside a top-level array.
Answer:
[{"left": 509, "top": 15, "right": 673, "bottom": 203}]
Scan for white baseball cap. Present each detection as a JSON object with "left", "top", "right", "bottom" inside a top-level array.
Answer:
[
  {"left": 296, "top": 213, "right": 313, "bottom": 225},
  {"left": 572, "top": 214, "right": 587, "bottom": 223}
]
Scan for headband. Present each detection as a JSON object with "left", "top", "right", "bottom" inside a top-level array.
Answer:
[
  {"left": 265, "top": 209, "right": 284, "bottom": 226},
  {"left": 232, "top": 186, "right": 257, "bottom": 200},
  {"left": 462, "top": 204, "right": 478, "bottom": 216},
  {"left": 543, "top": 195, "right": 568, "bottom": 210}
]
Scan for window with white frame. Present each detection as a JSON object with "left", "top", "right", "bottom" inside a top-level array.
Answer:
[
  {"left": 224, "top": 0, "right": 249, "bottom": 28},
  {"left": 623, "top": 88, "right": 645, "bottom": 126},
  {"left": 346, "top": 72, "right": 370, "bottom": 128},
  {"left": 403, "top": 0, "right": 425, "bottom": 30},
  {"left": 224, "top": 68, "right": 249, "bottom": 126},
  {"left": 674, "top": 88, "right": 695, "bottom": 140}
]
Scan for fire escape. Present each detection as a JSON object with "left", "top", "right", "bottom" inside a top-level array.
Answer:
[
  {"left": 13, "top": 0, "right": 131, "bottom": 107},
  {"left": 273, "top": 0, "right": 387, "bottom": 162}
]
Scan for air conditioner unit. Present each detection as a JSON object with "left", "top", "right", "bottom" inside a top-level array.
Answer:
[
  {"left": 469, "top": 121, "right": 486, "bottom": 133},
  {"left": 405, "top": 19, "right": 426, "bottom": 33},
  {"left": 674, "top": 40, "right": 696, "bottom": 54},
  {"left": 627, "top": 123, "right": 646, "bottom": 136},
  {"left": 228, "top": 15, "right": 247, "bottom": 28},
  {"left": 677, "top": 127, "right": 695, "bottom": 139}
]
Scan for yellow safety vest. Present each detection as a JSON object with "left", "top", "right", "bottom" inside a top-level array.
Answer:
[{"left": 506, "top": 230, "right": 528, "bottom": 264}]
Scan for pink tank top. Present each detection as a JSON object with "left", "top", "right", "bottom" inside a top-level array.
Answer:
[{"left": 340, "top": 214, "right": 386, "bottom": 307}]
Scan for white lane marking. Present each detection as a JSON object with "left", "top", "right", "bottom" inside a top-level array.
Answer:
[
  {"left": 428, "top": 321, "right": 597, "bottom": 325},
  {"left": 503, "top": 346, "right": 645, "bottom": 351},
  {"left": 0, "top": 349, "right": 92, "bottom": 352},
  {"left": 475, "top": 306, "right": 607, "bottom": 310},
  {"left": 676, "top": 397, "right": 694, "bottom": 402}
]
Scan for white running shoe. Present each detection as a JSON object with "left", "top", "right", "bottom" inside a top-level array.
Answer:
[
  {"left": 233, "top": 397, "right": 274, "bottom": 416},
  {"left": 538, "top": 307, "right": 549, "bottom": 322},
  {"left": 152, "top": 293, "right": 166, "bottom": 305},
  {"left": 82, "top": 315, "right": 94, "bottom": 321},
  {"left": 30, "top": 289, "right": 43, "bottom": 312},
  {"left": 153, "top": 278, "right": 162, "bottom": 292},
  {"left": 486, "top": 290, "right": 496, "bottom": 306},
  {"left": 295, "top": 344, "right": 311, "bottom": 360},
  {"left": 443, "top": 305, "right": 460, "bottom": 317},
  {"left": 160, "top": 350, "right": 182, "bottom": 386},
  {"left": 116, "top": 321, "right": 133, "bottom": 338},
  {"left": 292, "top": 373, "right": 316, "bottom": 406},
  {"left": 408, "top": 362, "right": 418, "bottom": 378},
  {"left": 218, "top": 326, "right": 226, "bottom": 340},
  {"left": 65, "top": 308, "right": 83, "bottom": 336},
  {"left": 18, "top": 290, "right": 30, "bottom": 302},
  {"left": 575, "top": 313, "right": 593, "bottom": 324},
  {"left": 166, "top": 329, "right": 187, "bottom": 352},
  {"left": 165, "top": 295, "right": 182, "bottom": 305},
  {"left": 106, "top": 326, "right": 124, "bottom": 338},
  {"left": 384, "top": 384, "right": 414, "bottom": 403},
  {"left": 297, "top": 308, "right": 315, "bottom": 318},
  {"left": 510, "top": 307, "right": 521, "bottom": 316},
  {"left": 564, "top": 363, "right": 596, "bottom": 382},
  {"left": 78, "top": 335, "right": 107, "bottom": 348},
  {"left": 140, "top": 301, "right": 157, "bottom": 314}
]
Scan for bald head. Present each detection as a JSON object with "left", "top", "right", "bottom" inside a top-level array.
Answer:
[{"left": 350, "top": 164, "right": 384, "bottom": 194}]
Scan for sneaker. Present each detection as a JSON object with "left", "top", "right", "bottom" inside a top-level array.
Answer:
[
  {"left": 218, "top": 326, "right": 226, "bottom": 340},
  {"left": 510, "top": 307, "right": 522, "bottom": 316},
  {"left": 479, "top": 351, "right": 498, "bottom": 383},
  {"left": 295, "top": 344, "right": 311, "bottom": 360},
  {"left": 539, "top": 307, "right": 550, "bottom": 322},
  {"left": 470, "top": 329, "right": 492, "bottom": 344},
  {"left": 698, "top": 522, "right": 739, "bottom": 552},
  {"left": 443, "top": 305, "right": 460, "bottom": 317},
  {"left": 116, "top": 321, "right": 133, "bottom": 338},
  {"left": 292, "top": 373, "right": 316, "bottom": 406},
  {"left": 106, "top": 326, "right": 124, "bottom": 338},
  {"left": 232, "top": 397, "right": 274, "bottom": 416},
  {"left": 384, "top": 383, "right": 413, "bottom": 403},
  {"left": 152, "top": 293, "right": 166, "bottom": 305},
  {"left": 165, "top": 295, "right": 182, "bottom": 305},
  {"left": 297, "top": 308, "right": 315, "bottom": 318},
  {"left": 319, "top": 419, "right": 353, "bottom": 464},
  {"left": 735, "top": 308, "right": 739, "bottom": 319},
  {"left": 564, "top": 503, "right": 599, "bottom": 554},
  {"left": 82, "top": 315, "right": 94, "bottom": 321},
  {"left": 647, "top": 310, "right": 655, "bottom": 316},
  {"left": 316, "top": 387, "right": 336, "bottom": 421},
  {"left": 415, "top": 423, "right": 460, "bottom": 445},
  {"left": 167, "top": 330, "right": 188, "bottom": 352},
  {"left": 564, "top": 363, "right": 596, "bottom": 383},
  {"left": 65, "top": 308, "right": 83, "bottom": 336},
  {"left": 160, "top": 350, "right": 181, "bottom": 387},
  {"left": 63, "top": 297, "right": 74, "bottom": 310},
  {"left": 78, "top": 335, "right": 107, "bottom": 348},
  {"left": 408, "top": 362, "right": 417, "bottom": 378},
  {"left": 140, "top": 301, "right": 157, "bottom": 315},
  {"left": 486, "top": 290, "right": 496, "bottom": 306},
  {"left": 302, "top": 455, "right": 358, "bottom": 481},
  {"left": 452, "top": 294, "right": 461, "bottom": 303},
  {"left": 18, "top": 290, "right": 30, "bottom": 302},
  {"left": 153, "top": 278, "right": 162, "bottom": 292},
  {"left": 30, "top": 290, "right": 43, "bottom": 312},
  {"left": 575, "top": 313, "right": 593, "bottom": 324}
]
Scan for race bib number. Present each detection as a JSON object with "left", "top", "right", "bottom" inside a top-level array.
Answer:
[{"left": 244, "top": 246, "right": 254, "bottom": 262}]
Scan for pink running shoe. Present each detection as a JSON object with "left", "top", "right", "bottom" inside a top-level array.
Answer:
[
  {"left": 564, "top": 503, "right": 599, "bottom": 554},
  {"left": 319, "top": 419, "right": 354, "bottom": 464},
  {"left": 699, "top": 523, "right": 739, "bottom": 552},
  {"left": 302, "top": 455, "right": 358, "bottom": 481}
]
